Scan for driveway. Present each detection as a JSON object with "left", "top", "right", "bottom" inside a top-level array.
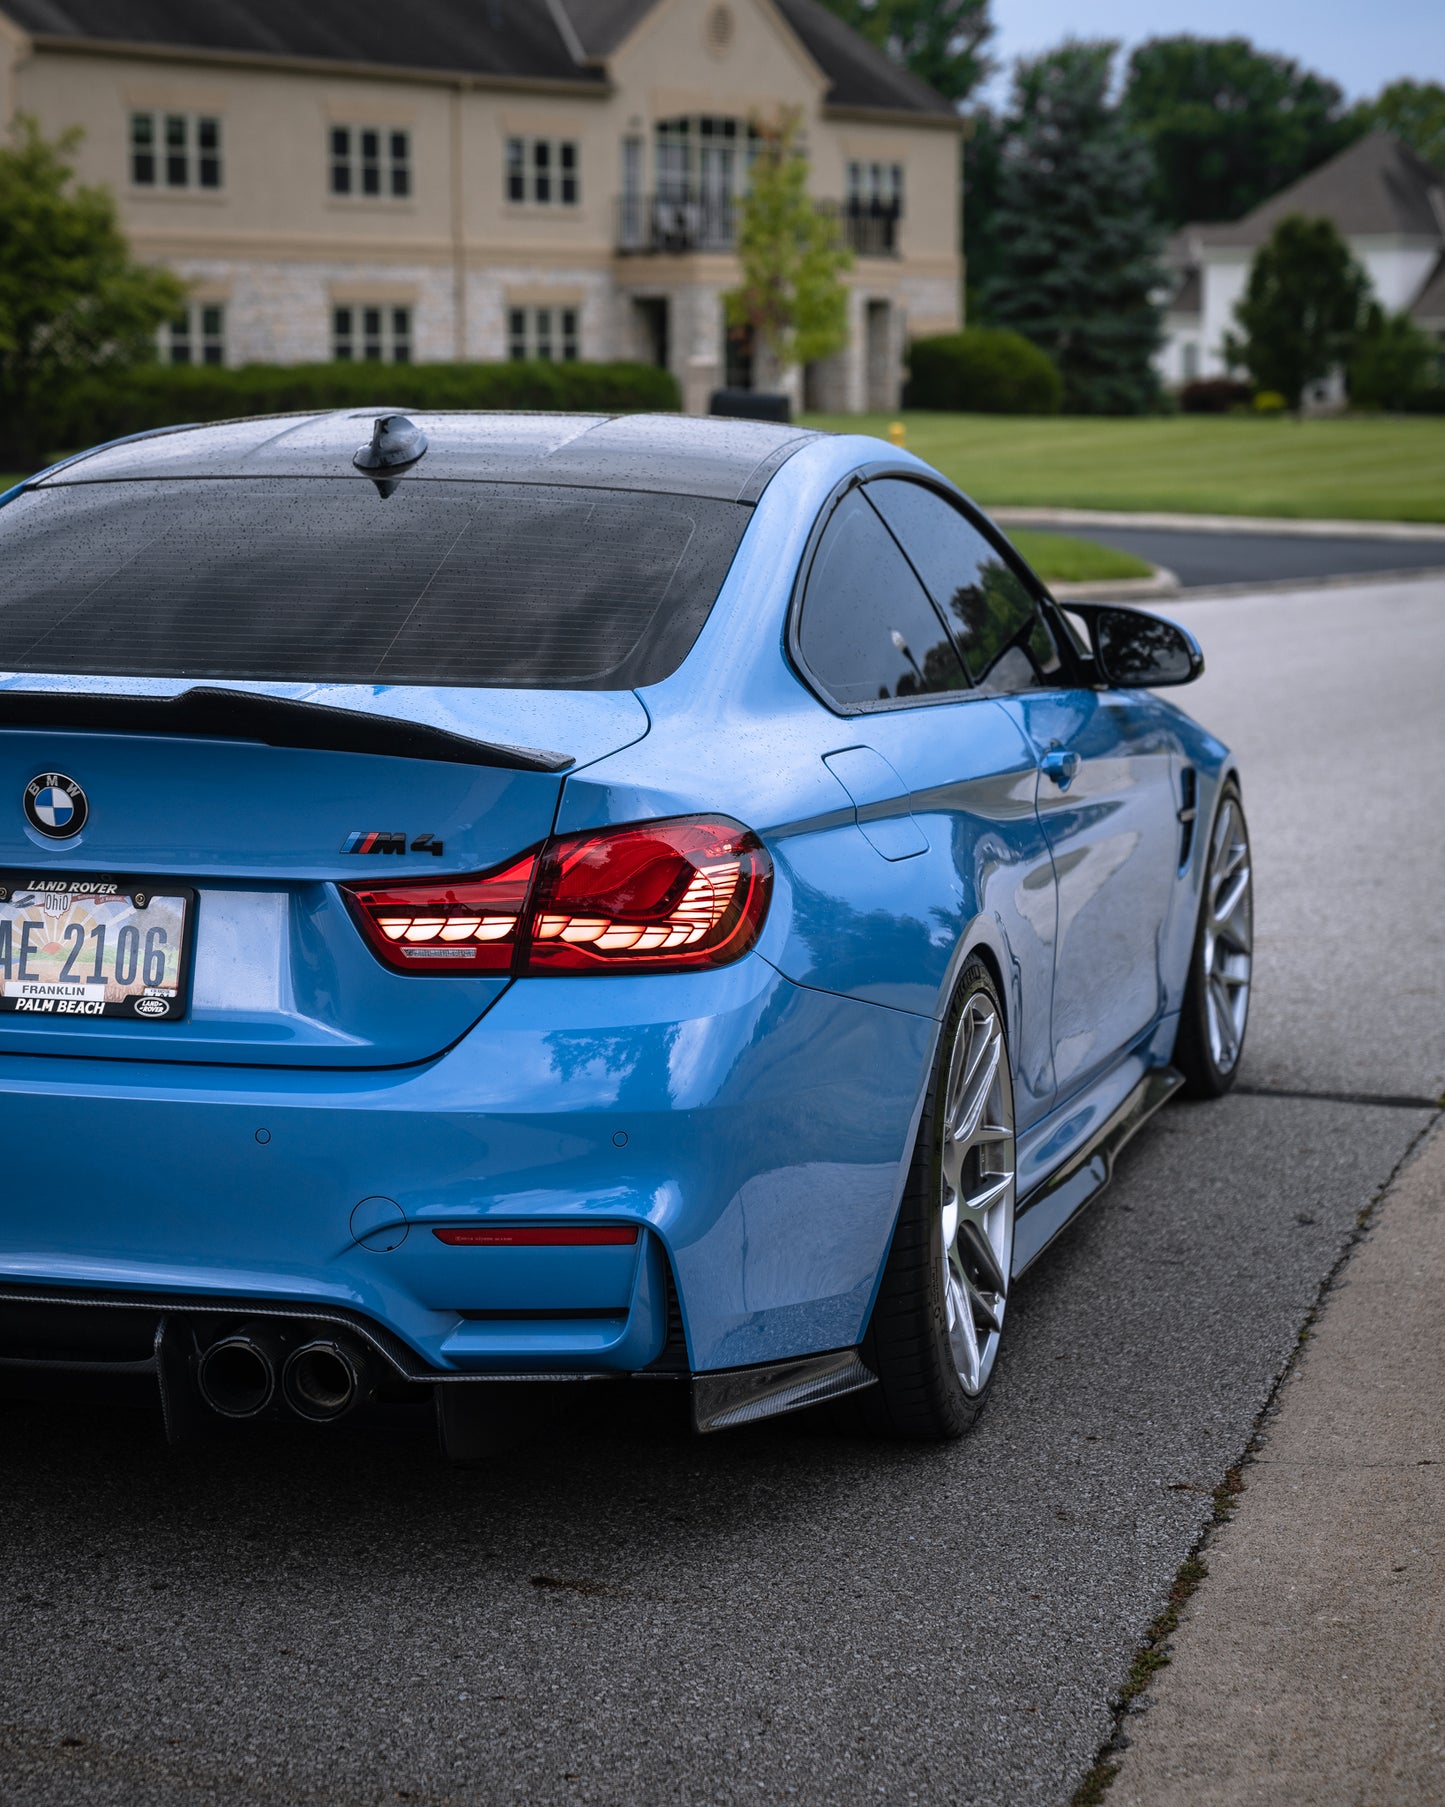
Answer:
[{"left": 2, "top": 576, "right": 1441, "bottom": 1807}]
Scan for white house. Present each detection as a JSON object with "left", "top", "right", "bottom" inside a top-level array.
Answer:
[{"left": 1159, "top": 131, "right": 1445, "bottom": 393}]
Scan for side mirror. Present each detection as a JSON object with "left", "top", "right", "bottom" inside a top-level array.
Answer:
[{"left": 1067, "top": 602, "right": 1203, "bottom": 688}]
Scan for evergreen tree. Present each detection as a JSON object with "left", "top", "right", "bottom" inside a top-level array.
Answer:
[
  {"left": 1226, "top": 215, "right": 1372, "bottom": 411},
  {"left": 982, "top": 43, "right": 1165, "bottom": 414},
  {"left": 0, "top": 118, "right": 186, "bottom": 464},
  {"left": 1122, "top": 37, "right": 1361, "bottom": 227},
  {"left": 817, "top": 0, "right": 993, "bottom": 105}
]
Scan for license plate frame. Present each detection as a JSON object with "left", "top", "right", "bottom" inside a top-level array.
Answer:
[{"left": 0, "top": 872, "right": 199, "bottom": 1023}]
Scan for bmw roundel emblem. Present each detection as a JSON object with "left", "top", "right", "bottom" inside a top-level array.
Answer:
[{"left": 24, "top": 772, "right": 88, "bottom": 839}]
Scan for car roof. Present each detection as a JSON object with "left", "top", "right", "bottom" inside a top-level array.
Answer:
[{"left": 33, "top": 411, "right": 822, "bottom": 506}]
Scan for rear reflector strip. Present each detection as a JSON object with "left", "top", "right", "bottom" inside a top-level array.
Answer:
[{"left": 432, "top": 1226, "right": 640, "bottom": 1247}]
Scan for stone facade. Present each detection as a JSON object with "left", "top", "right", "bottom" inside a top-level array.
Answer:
[{"left": 0, "top": 0, "right": 964, "bottom": 412}]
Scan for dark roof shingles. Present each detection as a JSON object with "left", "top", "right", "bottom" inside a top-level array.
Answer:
[
  {"left": 2, "top": 0, "right": 955, "bottom": 115},
  {"left": 772, "top": 0, "right": 955, "bottom": 116},
  {"left": 0, "top": 0, "right": 598, "bottom": 83},
  {"left": 1194, "top": 131, "right": 1445, "bottom": 247}
]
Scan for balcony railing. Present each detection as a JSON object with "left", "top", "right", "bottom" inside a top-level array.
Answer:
[{"left": 616, "top": 195, "right": 900, "bottom": 257}]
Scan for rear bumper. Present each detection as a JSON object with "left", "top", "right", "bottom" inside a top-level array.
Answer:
[{"left": 0, "top": 956, "right": 933, "bottom": 1375}]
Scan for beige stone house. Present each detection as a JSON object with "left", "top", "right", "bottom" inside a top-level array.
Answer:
[{"left": 0, "top": 0, "right": 964, "bottom": 413}]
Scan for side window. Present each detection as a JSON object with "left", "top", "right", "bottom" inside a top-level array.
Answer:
[
  {"left": 797, "top": 491, "right": 968, "bottom": 708},
  {"left": 866, "top": 479, "right": 1062, "bottom": 693}
]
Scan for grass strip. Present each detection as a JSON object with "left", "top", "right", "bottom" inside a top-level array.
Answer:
[
  {"left": 1009, "top": 529, "right": 1153, "bottom": 584},
  {"left": 803, "top": 412, "right": 1445, "bottom": 524}
]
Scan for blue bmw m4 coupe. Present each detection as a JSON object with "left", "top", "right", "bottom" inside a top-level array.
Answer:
[{"left": 0, "top": 411, "right": 1251, "bottom": 1451}]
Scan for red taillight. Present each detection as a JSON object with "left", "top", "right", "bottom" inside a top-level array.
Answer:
[
  {"left": 341, "top": 816, "right": 771, "bottom": 977},
  {"left": 343, "top": 852, "right": 537, "bottom": 973},
  {"left": 432, "top": 1225, "right": 639, "bottom": 1246},
  {"left": 527, "top": 818, "right": 772, "bottom": 974}
]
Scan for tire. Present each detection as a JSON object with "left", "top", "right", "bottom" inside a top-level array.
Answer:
[
  {"left": 862, "top": 960, "right": 1017, "bottom": 1439},
  {"left": 1173, "top": 780, "right": 1254, "bottom": 1099}
]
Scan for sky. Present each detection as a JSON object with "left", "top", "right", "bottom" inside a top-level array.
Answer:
[{"left": 982, "top": 0, "right": 1445, "bottom": 104}]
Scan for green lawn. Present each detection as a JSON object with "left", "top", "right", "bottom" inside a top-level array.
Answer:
[
  {"left": 802, "top": 412, "right": 1445, "bottom": 524},
  {"left": 1009, "top": 528, "right": 1152, "bottom": 584}
]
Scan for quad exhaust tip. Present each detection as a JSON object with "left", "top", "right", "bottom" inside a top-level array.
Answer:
[
  {"left": 196, "top": 1331, "right": 277, "bottom": 1419},
  {"left": 281, "top": 1338, "right": 367, "bottom": 1422}
]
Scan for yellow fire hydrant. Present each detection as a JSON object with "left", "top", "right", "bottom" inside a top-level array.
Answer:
[{"left": 888, "top": 421, "right": 907, "bottom": 447}]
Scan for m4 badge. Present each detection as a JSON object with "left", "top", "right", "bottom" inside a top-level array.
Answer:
[{"left": 341, "top": 831, "right": 445, "bottom": 857}]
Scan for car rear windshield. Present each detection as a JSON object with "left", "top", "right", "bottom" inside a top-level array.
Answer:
[{"left": 0, "top": 479, "right": 753, "bottom": 689}]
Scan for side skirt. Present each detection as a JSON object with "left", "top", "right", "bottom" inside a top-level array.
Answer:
[{"left": 1011, "top": 1065, "right": 1183, "bottom": 1276}]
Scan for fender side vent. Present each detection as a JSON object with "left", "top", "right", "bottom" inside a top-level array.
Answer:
[{"left": 1178, "top": 766, "right": 1198, "bottom": 869}]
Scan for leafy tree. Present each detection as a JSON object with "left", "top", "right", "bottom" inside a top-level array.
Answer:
[
  {"left": 0, "top": 117, "right": 186, "bottom": 464},
  {"left": 1226, "top": 215, "right": 1371, "bottom": 410},
  {"left": 1122, "top": 36, "right": 1362, "bottom": 225},
  {"left": 1348, "top": 80, "right": 1445, "bottom": 169},
  {"left": 815, "top": 0, "right": 993, "bottom": 105},
  {"left": 1350, "top": 306, "right": 1438, "bottom": 410},
  {"left": 723, "top": 109, "right": 852, "bottom": 395},
  {"left": 981, "top": 42, "right": 1165, "bottom": 415}
]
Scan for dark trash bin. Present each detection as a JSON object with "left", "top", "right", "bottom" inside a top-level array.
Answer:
[{"left": 709, "top": 389, "right": 792, "bottom": 424}]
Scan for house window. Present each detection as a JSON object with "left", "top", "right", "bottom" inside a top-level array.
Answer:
[
  {"left": 131, "top": 112, "right": 223, "bottom": 189},
  {"left": 505, "top": 137, "right": 579, "bottom": 206},
  {"left": 333, "top": 305, "right": 413, "bottom": 363},
  {"left": 330, "top": 126, "right": 411, "bottom": 199},
  {"left": 508, "top": 306, "right": 579, "bottom": 361},
  {"left": 1182, "top": 341, "right": 1200, "bottom": 382},
  {"left": 846, "top": 161, "right": 904, "bottom": 214},
  {"left": 161, "top": 303, "right": 226, "bottom": 366},
  {"left": 654, "top": 116, "right": 759, "bottom": 202}
]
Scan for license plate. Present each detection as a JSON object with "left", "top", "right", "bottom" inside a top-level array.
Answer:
[{"left": 0, "top": 874, "right": 196, "bottom": 1021}]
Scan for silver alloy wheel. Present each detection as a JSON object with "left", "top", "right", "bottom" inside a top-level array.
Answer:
[
  {"left": 1202, "top": 795, "right": 1253, "bottom": 1074},
  {"left": 939, "top": 993, "right": 1016, "bottom": 1397}
]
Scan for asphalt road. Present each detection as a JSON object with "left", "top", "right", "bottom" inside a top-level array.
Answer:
[
  {"left": 1031, "top": 524, "right": 1445, "bottom": 591},
  {"left": 2, "top": 577, "right": 1442, "bottom": 1807}
]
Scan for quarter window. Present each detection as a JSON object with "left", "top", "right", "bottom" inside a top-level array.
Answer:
[
  {"left": 506, "top": 137, "right": 579, "bottom": 206},
  {"left": 330, "top": 126, "right": 411, "bottom": 199},
  {"left": 131, "top": 111, "right": 223, "bottom": 189},
  {"left": 333, "top": 305, "right": 412, "bottom": 363},
  {"left": 865, "top": 479, "right": 1061, "bottom": 693},
  {"left": 508, "top": 306, "right": 579, "bottom": 362},
  {"left": 161, "top": 303, "right": 226, "bottom": 367},
  {"left": 797, "top": 490, "right": 967, "bottom": 708}
]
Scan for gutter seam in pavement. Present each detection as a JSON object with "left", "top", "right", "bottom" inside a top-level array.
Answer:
[{"left": 1070, "top": 1102, "right": 1443, "bottom": 1807}]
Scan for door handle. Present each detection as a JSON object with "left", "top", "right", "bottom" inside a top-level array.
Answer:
[{"left": 1040, "top": 749, "right": 1081, "bottom": 789}]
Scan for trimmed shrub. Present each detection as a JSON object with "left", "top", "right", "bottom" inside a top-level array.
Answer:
[
  {"left": 1178, "top": 378, "right": 1253, "bottom": 413},
  {"left": 905, "top": 329, "right": 1063, "bottom": 414},
  {"left": 1349, "top": 309, "right": 1438, "bottom": 411},
  {"left": 46, "top": 359, "right": 680, "bottom": 451}
]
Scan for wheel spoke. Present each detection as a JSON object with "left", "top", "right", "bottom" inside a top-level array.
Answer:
[
  {"left": 958, "top": 1217, "right": 1008, "bottom": 1296},
  {"left": 949, "top": 1026, "right": 1001, "bottom": 1149},
  {"left": 962, "top": 1171, "right": 1012, "bottom": 1218},
  {"left": 1208, "top": 974, "right": 1238, "bottom": 1067},
  {"left": 1212, "top": 869, "right": 1250, "bottom": 930},
  {"left": 947, "top": 1264, "right": 981, "bottom": 1392}
]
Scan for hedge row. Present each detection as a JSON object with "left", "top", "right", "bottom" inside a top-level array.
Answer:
[
  {"left": 905, "top": 329, "right": 1063, "bottom": 415},
  {"left": 44, "top": 358, "right": 681, "bottom": 452}
]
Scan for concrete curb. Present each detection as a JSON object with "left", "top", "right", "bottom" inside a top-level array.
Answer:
[
  {"left": 1164, "top": 564, "right": 1445, "bottom": 603},
  {"left": 1051, "top": 566, "right": 1180, "bottom": 602},
  {"left": 1102, "top": 1116, "right": 1445, "bottom": 1807},
  {"left": 993, "top": 506, "right": 1445, "bottom": 543}
]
